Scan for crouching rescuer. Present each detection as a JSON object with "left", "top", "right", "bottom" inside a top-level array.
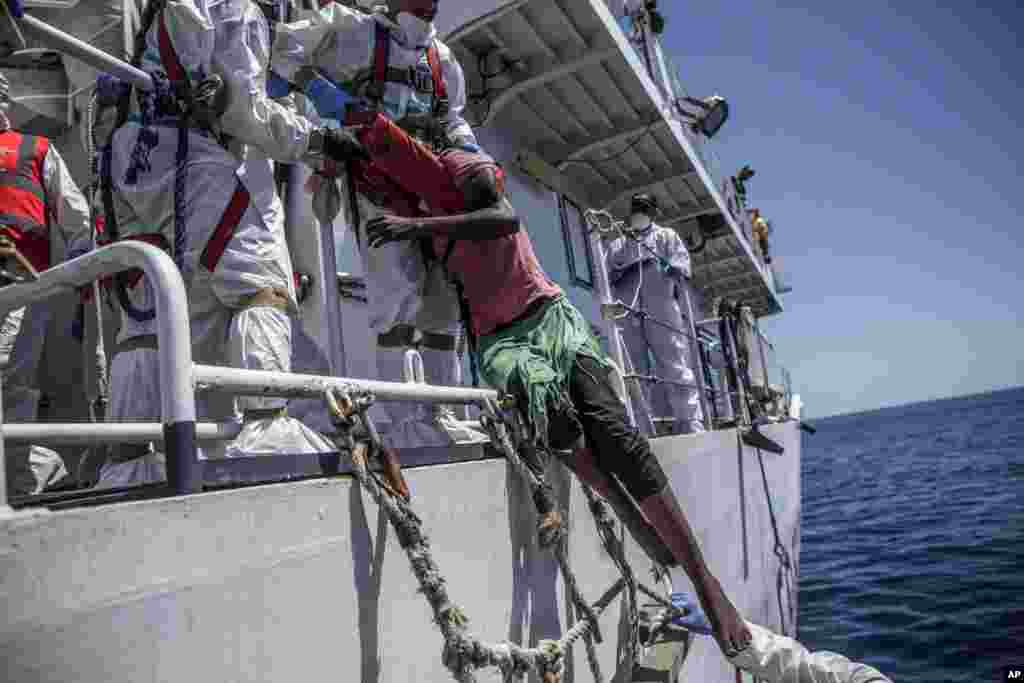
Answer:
[{"left": 358, "top": 122, "right": 752, "bottom": 661}]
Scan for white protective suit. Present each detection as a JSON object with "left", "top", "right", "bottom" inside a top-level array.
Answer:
[
  {"left": 273, "top": 5, "right": 486, "bottom": 448},
  {"left": 604, "top": 223, "right": 705, "bottom": 434},
  {"left": 107, "top": 0, "right": 334, "bottom": 460},
  {"left": 0, "top": 117, "right": 90, "bottom": 495},
  {"left": 94, "top": 278, "right": 166, "bottom": 489},
  {"left": 728, "top": 621, "right": 893, "bottom": 683}
]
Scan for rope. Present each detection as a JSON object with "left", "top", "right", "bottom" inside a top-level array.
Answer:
[
  {"left": 754, "top": 448, "right": 796, "bottom": 637},
  {"left": 326, "top": 388, "right": 658, "bottom": 682},
  {"left": 325, "top": 388, "right": 631, "bottom": 683},
  {"left": 476, "top": 397, "right": 649, "bottom": 679}
]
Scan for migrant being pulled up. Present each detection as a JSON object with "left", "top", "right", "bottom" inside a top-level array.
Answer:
[{"left": 354, "top": 122, "right": 752, "bottom": 663}]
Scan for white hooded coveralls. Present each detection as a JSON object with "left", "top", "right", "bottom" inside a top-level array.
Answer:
[
  {"left": 604, "top": 223, "right": 705, "bottom": 434},
  {"left": 107, "top": 0, "right": 333, "bottom": 461},
  {"left": 273, "top": 5, "right": 485, "bottom": 448}
]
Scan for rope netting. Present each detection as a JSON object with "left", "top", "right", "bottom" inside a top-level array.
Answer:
[{"left": 324, "top": 388, "right": 686, "bottom": 683}]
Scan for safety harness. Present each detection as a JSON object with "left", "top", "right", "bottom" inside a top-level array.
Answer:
[
  {"left": 100, "top": 0, "right": 245, "bottom": 322},
  {"left": 344, "top": 22, "right": 449, "bottom": 143},
  {"left": 0, "top": 131, "right": 52, "bottom": 272}
]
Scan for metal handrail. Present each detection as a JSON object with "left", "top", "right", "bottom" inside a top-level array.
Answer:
[
  {"left": 0, "top": 248, "right": 502, "bottom": 509},
  {"left": 0, "top": 242, "right": 196, "bottom": 504}
]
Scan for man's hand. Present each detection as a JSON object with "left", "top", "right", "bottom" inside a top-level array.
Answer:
[
  {"left": 321, "top": 128, "right": 369, "bottom": 163},
  {"left": 0, "top": 235, "right": 38, "bottom": 283},
  {"left": 365, "top": 215, "right": 422, "bottom": 248}
]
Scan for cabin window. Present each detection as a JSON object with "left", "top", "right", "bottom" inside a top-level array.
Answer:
[{"left": 559, "top": 196, "right": 594, "bottom": 289}]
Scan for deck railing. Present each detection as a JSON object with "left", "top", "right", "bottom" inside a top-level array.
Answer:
[{"left": 0, "top": 244, "right": 498, "bottom": 512}]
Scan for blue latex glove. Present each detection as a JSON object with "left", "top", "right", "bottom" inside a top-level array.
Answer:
[
  {"left": 304, "top": 75, "right": 357, "bottom": 120},
  {"left": 669, "top": 592, "right": 713, "bottom": 635},
  {"left": 5, "top": 0, "right": 23, "bottom": 18},
  {"left": 267, "top": 70, "right": 291, "bottom": 99},
  {"left": 96, "top": 73, "right": 129, "bottom": 107},
  {"left": 448, "top": 135, "right": 481, "bottom": 153}
]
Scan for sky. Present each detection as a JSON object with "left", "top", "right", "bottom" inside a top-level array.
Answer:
[{"left": 657, "top": 0, "right": 1024, "bottom": 418}]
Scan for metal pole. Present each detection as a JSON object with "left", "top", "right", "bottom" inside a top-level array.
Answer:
[
  {"left": 588, "top": 230, "right": 638, "bottom": 427},
  {"left": 0, "top": 369, "right": 8, "bottom": 513},
  {"left": 193, "top": 363, "right": 498, "bottom": 405},
  {"left": 755, "top": 317, "right": 773, "bottom": 410},
  {"left": 3, "top": 421, "right": 241, "bottom": 445},
  {"left": 615, "top": 330, "right": 655, "bottom": 435},
  {"left": 18, "top": 13, "right": 153, "bottom": 91},
  {"left": 0, "top": 242, "right": 199, "bottom": 494},
  {"left": 721, "top": 312, "right": 750, "bottom": 426},
  {"left": 680, "top": 282, "right": 712, "bottom": 431}
]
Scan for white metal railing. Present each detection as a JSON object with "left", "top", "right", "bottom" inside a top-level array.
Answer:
[
  {"left": 0, "top": 242, "right": 194, "bottom": 506},
  {"left": 0, "top": 244, "right": 500, "bottom": 510}
]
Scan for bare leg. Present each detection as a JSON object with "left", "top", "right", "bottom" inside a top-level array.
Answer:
[
  {"left": 567, "top": 355, "right": 750, "bottom": 657},
  {"left": 563, "top": 446, "right": 677, "bottom": 568},
  {"left": 639, "top": 487, "right": 751, "bottom": 657}
]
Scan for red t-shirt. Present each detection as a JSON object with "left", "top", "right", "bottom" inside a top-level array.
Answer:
[
  {"left": 434, "top": 228, "right": 562, "bottom": 337},
  {"left": 433, "top": 150, "right": 562, "bottom": 336}
]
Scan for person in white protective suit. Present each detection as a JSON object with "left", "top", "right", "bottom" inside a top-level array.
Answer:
[
  {"left": 271, "top": 0, "right": 487, "bottom": 449},
  {"left": 104, "top": 0, "right": 368, "bottom": 461},
  {"left": 604, "top": 193, "right": 705, "bottom": 435},
  {"left": 649, "top": 594, "right": 893, "bottom": 682},
  {"left": 93, "top": 274, "right": 166, "bottom": 489},
  {"left": 0, "top": 70, "right": 90, "bottom": 496}
]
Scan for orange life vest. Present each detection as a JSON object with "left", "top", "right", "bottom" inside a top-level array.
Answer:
[{"left": 0, "top": 130, "right": 51, "bottom": 271}]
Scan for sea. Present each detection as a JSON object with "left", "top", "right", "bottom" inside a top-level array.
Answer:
[{"left": 797, "top": 386, "right": 1024, "bottom": 682}]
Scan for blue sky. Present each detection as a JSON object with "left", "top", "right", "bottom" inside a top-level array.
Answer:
[{"left": 658, "top": 1, "right": 1024, "bottom": 418}]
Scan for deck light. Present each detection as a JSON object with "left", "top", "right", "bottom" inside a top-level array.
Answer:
[{"left": 676, "top": 95, "right": 730, "bottom": 139}]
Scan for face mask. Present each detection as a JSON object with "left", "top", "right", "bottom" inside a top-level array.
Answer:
[
  {"left": 397, "top": 11, "right": 435, "bottom": 47},
  {"left": 629, "top": 212, "right": 652, "bottom": 231}
]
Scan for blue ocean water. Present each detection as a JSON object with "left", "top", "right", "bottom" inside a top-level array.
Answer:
[{"left": 798, "top": 387, "right": 1024, "bottom": 682}]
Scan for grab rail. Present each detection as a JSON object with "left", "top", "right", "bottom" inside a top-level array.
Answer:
[{"left": 0, "top": 242, "right": 196, "bottom": 504}]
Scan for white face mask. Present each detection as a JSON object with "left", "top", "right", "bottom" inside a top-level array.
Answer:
[
  {"left": 629, "top": 212, "right": 652, "bottom": 231},
  {"left": 396, "top": 12, "right": 435, "bottom": 47}
]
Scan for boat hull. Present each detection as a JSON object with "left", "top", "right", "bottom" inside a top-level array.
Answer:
[{"left": 1, "top": 422, "right": 800, "bottom": 682}]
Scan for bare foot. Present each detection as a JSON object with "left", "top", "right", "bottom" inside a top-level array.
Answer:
[{"left": 697, "top": 574, "right": 751, "bottom": 659}]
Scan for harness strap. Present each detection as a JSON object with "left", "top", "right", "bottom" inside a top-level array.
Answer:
[
  {"left": 367, "top": 22, "right": 391, "bottom": 105},
  {"left": 426, "top": 42, "right": 448, "bottom": 120},
  {"left": 200, "top": 181, "right": 251, "bottom": 272}
]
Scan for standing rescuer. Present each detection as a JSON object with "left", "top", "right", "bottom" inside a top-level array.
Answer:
[
  {"left": 0, "top": 69, "right": 91, "bottom": 496},
  {"left": 604, "top": 193, "right": 706, "bottom": 435},
  {"left": 356, "top": 126, "right": 753, "bottom": 661},
  {"left": 272, "top": 0, "right": 487, "bottom": 448},
  {"left": 101, "top": 0, "right": 367, "bottom": 460}
]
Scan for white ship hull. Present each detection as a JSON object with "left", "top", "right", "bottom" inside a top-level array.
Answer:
[{"left": 1, "top": 422, "right": 800, "bottom": 683}]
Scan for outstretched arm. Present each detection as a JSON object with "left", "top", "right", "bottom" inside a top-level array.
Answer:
[{"left": 366, "top": 197, "right": 519, "bottom": 247}]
